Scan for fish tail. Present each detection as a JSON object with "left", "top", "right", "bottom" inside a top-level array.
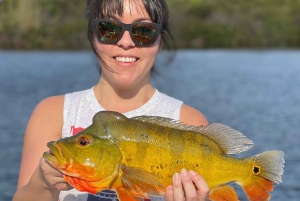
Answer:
[{"left": 241, "top": 150, "right": 284, "bottom": 201}]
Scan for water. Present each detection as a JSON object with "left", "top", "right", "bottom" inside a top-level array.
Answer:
[{"left": 1, "top": 50, "right": 299, "bottom": 200}]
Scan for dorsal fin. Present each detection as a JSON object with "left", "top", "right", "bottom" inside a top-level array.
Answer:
[
  {"left": 131, "top": 116, "right": 193, "bottom": 130},
  {"left": 131, "top": 116, "right": 253, "bottom": 154},
  {"left": 195, "top": 123, "right": 253, "bottom": 154}
]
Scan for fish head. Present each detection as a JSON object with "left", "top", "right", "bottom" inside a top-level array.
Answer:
[{"left": 43, "top": 133, "right": 123, "bottom": 192}]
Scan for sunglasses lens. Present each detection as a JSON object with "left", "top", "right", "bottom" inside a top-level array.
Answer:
[
  {"left": 132, "top": 24, "right": 157, "bottom": 46},
  {"left": 97, "top": 21, "right": 122, "bottom": 43}
]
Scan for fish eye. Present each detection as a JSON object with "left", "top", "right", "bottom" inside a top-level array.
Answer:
[{"left": 77, "top": 136, "right": 90, "bottom": 147}]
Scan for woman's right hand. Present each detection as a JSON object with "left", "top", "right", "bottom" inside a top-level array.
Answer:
[
  {"left": 39, "top": 157, "right": 73, "bottom": 191},
  {"left": 13, "top": 156, "right": 72, "bottom": 201}
]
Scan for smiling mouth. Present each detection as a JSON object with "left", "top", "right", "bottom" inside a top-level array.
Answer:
[{"left": 114, "top": 57, "right": 138, "bottom": 63}]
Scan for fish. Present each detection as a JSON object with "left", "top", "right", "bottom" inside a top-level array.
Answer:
[{"left": 43, "top": 111, "right": 284, "bottom": 201}]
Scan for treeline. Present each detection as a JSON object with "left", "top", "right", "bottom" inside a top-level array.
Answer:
[{"left": 0, "top": 0, "right": 300, "bottom": 49}]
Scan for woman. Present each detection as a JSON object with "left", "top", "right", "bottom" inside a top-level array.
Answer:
[{"left": 13, "top": 0, "right": 210, "bottom": 200}]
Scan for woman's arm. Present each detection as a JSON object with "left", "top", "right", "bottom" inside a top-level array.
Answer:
[
  {"left": 179, "top": 104, "right": 209, "bottom": 126},
  {"left": 13, "top": 96, "right": 71, "bottom": 201}
]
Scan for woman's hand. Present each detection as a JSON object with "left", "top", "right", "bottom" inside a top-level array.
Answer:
[
  {"left": 39, "top": 157, "right": 73, "bottom": 191},
  {"left": 13, "top": 156, "right": 73, "bottom": 201},
  {"left": 165, "top": 169, "right": 209, "bottom": 201}
]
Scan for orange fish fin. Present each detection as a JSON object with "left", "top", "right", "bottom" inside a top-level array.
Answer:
[
  {"left": 120, "top": 164, "right": 164, "bottom": 197},
  {"left": 64, "top": 175, "right": 107, "bottom": 194},
  {"left": 241, "top": 176, "right": 273, "bottom": 201},
  {"left": 115, "top": 189, "right": 142, "bottom": 201},
  {"left": 208, "top": 185, "right": 239, "bottom": 201},
  {"left": 64, "top": 175, "right": 97, "bottom": 193}
]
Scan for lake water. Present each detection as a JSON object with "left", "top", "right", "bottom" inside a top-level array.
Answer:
[{"left": 1, "top": 50, "right": 299, "bottom": 201}]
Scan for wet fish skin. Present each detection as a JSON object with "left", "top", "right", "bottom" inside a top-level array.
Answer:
[{"left": 44, "top": 111, "right": 284, "bottom": 201}]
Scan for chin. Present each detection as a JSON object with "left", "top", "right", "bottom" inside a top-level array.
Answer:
[{"left": 113, "top": 74, "right": 141, "bottom": 86}]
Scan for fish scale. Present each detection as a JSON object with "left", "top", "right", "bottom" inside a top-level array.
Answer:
[{"left": 104, "top": 116, "right": 270, "bottom": 192}]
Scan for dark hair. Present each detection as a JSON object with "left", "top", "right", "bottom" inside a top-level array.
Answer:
[{"left": 86, "top": 0, "right": 175, "bottom": 71}]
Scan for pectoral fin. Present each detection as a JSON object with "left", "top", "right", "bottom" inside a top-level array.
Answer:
[{"left": 120, "top": 164, "right": 164, "bottom": 197}]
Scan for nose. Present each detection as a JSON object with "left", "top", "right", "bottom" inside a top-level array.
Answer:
[{"left": 117, "top": 30, "right": 136, "bottom": 49}]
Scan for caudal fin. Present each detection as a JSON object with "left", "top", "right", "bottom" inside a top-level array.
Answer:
[{"left": 241, "top": 150, "right": 284, "bottom": 201}]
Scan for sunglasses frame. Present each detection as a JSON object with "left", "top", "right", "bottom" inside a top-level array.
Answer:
[{"left": 94, "top": 19, "right": 163, "bottom": 47}]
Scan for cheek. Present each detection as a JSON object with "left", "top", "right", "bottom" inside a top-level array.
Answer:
[
  {"left": 93, "top": 42, "right": 115, "bottom": 67},
  {"left": 94, "top": 41, "right": 109, "bottom": 55},
  {"left": 143, "top": 36, "right": 162, "bottom": 61},
  {"left": 143, "top": 47, "right": 160, "bottom": 65}
]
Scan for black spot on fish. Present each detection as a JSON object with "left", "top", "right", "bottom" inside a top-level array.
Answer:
[
  {"left": 253, "top": 166, "right": 260, "bottom": 174},
  {"left": 126, "top": 157, "right": 132, "bottom": 163},
  {"left": 196, "top": 164, "right": 199, "bottom": 167}
]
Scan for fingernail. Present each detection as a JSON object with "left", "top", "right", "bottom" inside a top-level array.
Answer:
[
  {"left": 181, "top": 168, "right": 188, "bottom": 176},
  {"left": 173, "top": 173, "right": 180, "bottom": 181},
  {"left": 189, "top": 170, "right": 197, "bottom": 176}
]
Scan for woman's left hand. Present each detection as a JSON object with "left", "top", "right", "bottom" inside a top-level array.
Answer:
[{"left": 165, "top": 169, "right": 210, "bottom": 201}]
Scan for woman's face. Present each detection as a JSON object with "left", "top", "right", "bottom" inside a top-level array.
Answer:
[{"left": 95, "top": 0, "right": 162, "bottom": 89}]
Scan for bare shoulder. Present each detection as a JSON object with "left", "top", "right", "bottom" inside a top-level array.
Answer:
[
  {"left": 27, "top": 95, "right": 65, "bottom": 133},
  {"left": 30, "top": 95, "right": 64, "bottom": 124},
  {"left": 180, "top": 104, "right": 209, "bottom": 126},
  {"left": 17, "top": 95, "right": 65, "bottom": 188},
  {"left": 27, "top": 94, "right": 65, "bottom": 144}
]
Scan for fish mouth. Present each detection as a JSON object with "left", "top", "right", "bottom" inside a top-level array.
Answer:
[
  {"left": 43, "top": 141, "right": 66, "bottom": 170},
  {"left": 43, "top": 141, "right": 82, "bottom": 178}
]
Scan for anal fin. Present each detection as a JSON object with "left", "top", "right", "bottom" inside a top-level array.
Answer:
[{"left": 209, "top": 185, "right": 239, "bottom": 201}]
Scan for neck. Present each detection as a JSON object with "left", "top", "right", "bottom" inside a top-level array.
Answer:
[{"left": 93, "top": 80, "right": 155, "bottom": 113}]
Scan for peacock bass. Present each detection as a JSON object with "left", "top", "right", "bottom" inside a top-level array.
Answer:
[{"left": 43, "top": 111, "right": 284, "bottom": 201}]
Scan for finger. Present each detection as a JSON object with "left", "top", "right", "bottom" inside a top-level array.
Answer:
[
  {"left": 171, "top": 172, "right": 185, "bottom": 201},
  {"left": 189, "top": 170, "right": 210, "bottom": 201},
  {"left": 39, "top": 158, "right": 71, "bottom": 190},
  {"left": 55, "top": 181, "right": 73, "bottom": 191},
  {"left": 165, "top": 185, "right": 174, "bottom": 201},
  {"left": 40, "top": 158, "right": 64, "bottom": 177},
  {"left": 180, "top": 169, "right": 197, "bottom": 201}
]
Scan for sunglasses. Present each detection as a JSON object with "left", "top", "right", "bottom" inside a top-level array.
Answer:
[{"left": 94, "top": 19, "right": 163, "bottom": 47}]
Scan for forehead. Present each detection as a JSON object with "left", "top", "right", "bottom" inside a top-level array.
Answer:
[
  {"left": 100, "top": 0, "right": 149, "bottom": 19},
  {"left": 121, "top": 0, "right": 149, "bottom": 18}
]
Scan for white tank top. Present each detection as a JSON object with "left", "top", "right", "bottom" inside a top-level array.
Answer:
[{"left": 60, "top": 87, "right": 183, "bottom": 201}]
